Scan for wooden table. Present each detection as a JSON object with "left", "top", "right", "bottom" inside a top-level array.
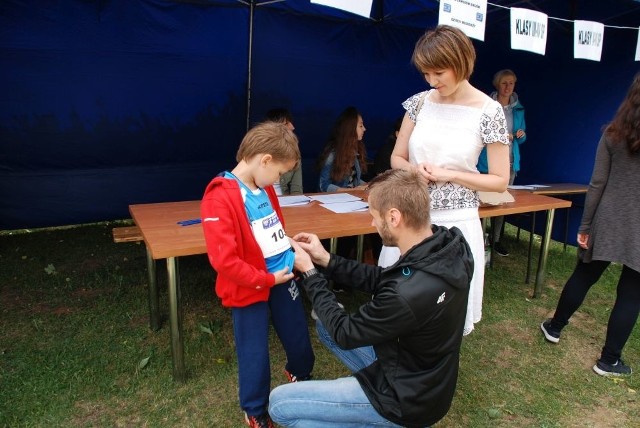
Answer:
[
  {"left": 531, "top": 183, "right": 588, "bottom": 251},
  {"left": 130, "top": 190, "right": 569, "bottom": 382},
  {"left": 507, "top": 184, "right": 588, "bottom": 281}
]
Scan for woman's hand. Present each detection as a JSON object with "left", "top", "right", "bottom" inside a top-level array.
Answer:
[
  {"left": 577, "top": 233, "right": 589, "bottom": 250},
  {"left": 515, "top": 129, "right": 525, "bottom": 139},
  {"left": 416, "top": 162, "right": 456, "bottom": 183}
]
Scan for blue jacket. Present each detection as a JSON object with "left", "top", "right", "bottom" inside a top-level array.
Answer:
[
  {"left": 477, "top": 94, "right": 526, "bottom": 173},
  {"left": 318, "top": 151, "right": 364, "bottom": 192}
]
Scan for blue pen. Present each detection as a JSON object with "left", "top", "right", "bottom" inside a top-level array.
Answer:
[{"left": 177, "top": 218, "right": 202, "bottom": 226}]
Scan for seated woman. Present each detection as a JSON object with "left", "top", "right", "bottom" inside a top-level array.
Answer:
[
  {"left": 265, "top": 107, "right": 303, "bottom": 195},
  {"left": 317, "top": 107, "right": 370, "bottom": 271},
  {"left": 317, "top": 106, "right": 368, "bottom": 192}
]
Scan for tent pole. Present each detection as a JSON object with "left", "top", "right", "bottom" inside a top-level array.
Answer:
[{"left": 246, "top": 0, "right": 255, "bottom": 131}]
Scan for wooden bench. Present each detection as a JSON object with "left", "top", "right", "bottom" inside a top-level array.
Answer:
[
  {"left": 112, "top": 225, "right": 162, "bottom": 331},
  {"left": 112, "top": 226, "right": 143, "bottom": 243}
]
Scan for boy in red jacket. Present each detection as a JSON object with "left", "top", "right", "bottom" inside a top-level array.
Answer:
[{"left": 201, "top": 122, "right": 315, "bottom": 428}]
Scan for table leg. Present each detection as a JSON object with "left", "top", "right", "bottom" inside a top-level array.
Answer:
[
  {"left": 489, "top": 217, "right": 495, "bottom": 269},
  {"left": 146, "top": 248, "right": 160, "bottom": 331},
  {"left": 525, "top": 212, "right": 536, "bottom": 284},
  {"left": 167, "top": 257, "right": 186, "bottom": 382},
  {"left": 328, "top": 238, "right": 338, "bottom": 290},
  {"left": 356, "top": 235, "right": 364, "bottom": 262},
  {"left": 329, "top": 237, "right": 337, "bottom": 253},
  {"left": 563, "top": 206, "right": 570, "bottom": 252},
  {"left": 534, "top": 209, "right": 556, "bottom": 298}
]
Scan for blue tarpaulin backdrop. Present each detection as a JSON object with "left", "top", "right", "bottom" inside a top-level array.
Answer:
[{"left": 1, "top": 0, "right": 639, "bottom": 239}]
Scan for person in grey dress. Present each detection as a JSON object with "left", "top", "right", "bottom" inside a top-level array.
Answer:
[{"left": 540, "top": 72, "right": 640, "bottom": 377}]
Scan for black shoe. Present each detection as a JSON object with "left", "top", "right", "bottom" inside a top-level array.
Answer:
[
  {"left": 593, "top": 359, "right": 632, "bottom": 377},
  {"left": 245, "top": 412, "right": 274, "bottom": 428},
  {"left": 540, "top": 319, "right": 561, "bottom": 343},
  {"left": 284, "top": 368, "right": 312, "bottom": 382},
  {"left": 493, "top": 242, "right": 509, "bottom": 257}
]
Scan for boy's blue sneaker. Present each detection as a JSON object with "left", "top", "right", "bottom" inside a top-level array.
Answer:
[
  {"left": 540, "top": 319, "right": 561, "bottom": 344},
  {"left": 593, "top": 359, "right": 632, "bottom": 377}
]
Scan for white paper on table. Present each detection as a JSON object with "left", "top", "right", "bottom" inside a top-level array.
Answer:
[
  {"left": 509, "top": 184, "right": 551, "bottom": 190},
  {"left": 320, "top": 200, "right": 369, "bottom": 213},
  {"left": 309, "top": 193, "right": 362, "bottom": 204},
  {"left": 478, "top": 191, "right": 515, "bottom": 205},
  {"left": 278, "top": 195, "right": 312, "bottom": 206}
]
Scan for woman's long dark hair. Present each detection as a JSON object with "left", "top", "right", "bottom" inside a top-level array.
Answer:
[
  {"left": 317, "top": 106, "right": 368, "bottom": 181},
  {"left": 604, "top": 72, "right": 640, "bottom": 154}
]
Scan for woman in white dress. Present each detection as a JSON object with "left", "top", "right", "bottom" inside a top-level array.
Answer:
[{"left": 380, "top": 25, "right": 510, "bottom": 335}]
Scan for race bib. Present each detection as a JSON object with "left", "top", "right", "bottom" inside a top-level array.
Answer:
[{"left": 251, "top": 212, "right": 291, "bottom": 258}]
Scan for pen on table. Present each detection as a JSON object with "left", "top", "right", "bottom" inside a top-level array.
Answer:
[{"left": 177, "top": 219, "right": 202, "bottom": 226}]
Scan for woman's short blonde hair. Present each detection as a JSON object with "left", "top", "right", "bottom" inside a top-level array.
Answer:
[
  {"left": 412, "top": 25, "right": 476, "bottom": 82},
  {"left": 492, "top": 69, "right": 517, "bottom": 90},
  {"left": 236, "top": 121, "right": 300, "bottom": 167}
]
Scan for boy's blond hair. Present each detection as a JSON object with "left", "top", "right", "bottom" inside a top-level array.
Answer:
[
  {"left": 367, "top": 169, "right": 431, "bottom": 230},
  {"left": 236, "top": 122, "right": 300, "bottom": 167}
]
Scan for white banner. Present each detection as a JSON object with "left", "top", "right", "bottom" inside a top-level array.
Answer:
[
  {"left": 438, "top": 0, "right": 487, "bottom": 41},
  {"left": 510, "top": 7, "right": 548, "bottom": 55},
  {"left": 310, "top": 0, "right": 373, "bottom": 18},
  {"left": 636, "top": 28, "right": 640, "bottom": 61},
  {"left": 574, "top": 20, "right": 604, "bottom": 61}
]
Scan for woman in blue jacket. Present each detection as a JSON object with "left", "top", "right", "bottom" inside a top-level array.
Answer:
[{"left": 477, "top": 69, "right": 526, "bottom": 256}]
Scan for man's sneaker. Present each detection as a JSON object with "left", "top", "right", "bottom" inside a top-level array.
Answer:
[
  {"left": 540, "top": 319, "right": 561, "bottom": 343},
  {"left": 493, "top": 242, "right": 509, "bottom": 257},
  {"left": 244, "top": 412, "right": 274, "bottom": 428},
  {"left": 284, "top": 368, "right": 312, "bottom": 382},
  {"left": 593, "top": 359, "right": 632, "bottom": 377}
]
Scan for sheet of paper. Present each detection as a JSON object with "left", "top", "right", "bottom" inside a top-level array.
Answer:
[
  {"left": 508, "top": 185, "right": 536, "bottom": 190},
  {"left": 478, "top": 190, "right": 515, "bottom": 205},
  {"left": 320, "top": 200, "right": 369, "bottom": 213},
  {"left": 309, "top": 193, "right": 362, "bottom": 204},
  {"left": 278, "top": 195, "right": 311, "bottom": 206},
  {"left": 509, "top": 184, "right": 551, "bottom": 190}
]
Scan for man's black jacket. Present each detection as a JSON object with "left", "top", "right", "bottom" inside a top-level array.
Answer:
[{"left": 302, "top": 225, "right": 473, "bottom": 428}]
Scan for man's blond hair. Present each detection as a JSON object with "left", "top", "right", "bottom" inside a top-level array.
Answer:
[{"left": 367, "top": 169, "right": 431, "bottom": 230}]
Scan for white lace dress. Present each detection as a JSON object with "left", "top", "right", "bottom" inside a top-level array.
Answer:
[{"left": 379, "top": 89, "right": 509, "bottom": 335}]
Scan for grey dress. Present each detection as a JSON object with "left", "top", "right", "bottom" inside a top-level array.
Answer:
[{"left": 579, "top": 134, "right": 640, "bottom": 273}]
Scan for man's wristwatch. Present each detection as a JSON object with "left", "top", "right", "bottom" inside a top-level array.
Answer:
[{"left": 301, "top": 268, "right": 320, "bottom": 280}]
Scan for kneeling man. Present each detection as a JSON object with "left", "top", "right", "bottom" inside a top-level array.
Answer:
[{"left": 269, "top": 169, "right": 473, "bottom": 428}]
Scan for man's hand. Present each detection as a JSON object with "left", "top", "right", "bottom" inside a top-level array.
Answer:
[
  {"left": 272, "top": 267, "right": 295, "bottom": 285},
  {"left": 292, "top": 233, "right": 331, "bottom": 268},
  {"left": 289, "top": 239, "right": 315, "bottom": 273}
]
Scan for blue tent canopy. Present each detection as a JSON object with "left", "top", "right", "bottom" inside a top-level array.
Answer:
[{"left": 1, "top": 0, "right": 639, "bottom": 230}]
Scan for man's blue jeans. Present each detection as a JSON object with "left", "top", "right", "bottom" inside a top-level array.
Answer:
[{"left": 268, "top": 321, "right": 402, "bottom": 427}]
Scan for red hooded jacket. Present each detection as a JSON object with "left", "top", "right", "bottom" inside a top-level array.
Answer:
[{"left": 201, "top": 175, "right": 286, "bottom": 307}]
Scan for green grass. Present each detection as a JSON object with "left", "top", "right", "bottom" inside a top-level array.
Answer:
[{"left": 1, "top": 223, "right": 638, "bottom": 427}]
